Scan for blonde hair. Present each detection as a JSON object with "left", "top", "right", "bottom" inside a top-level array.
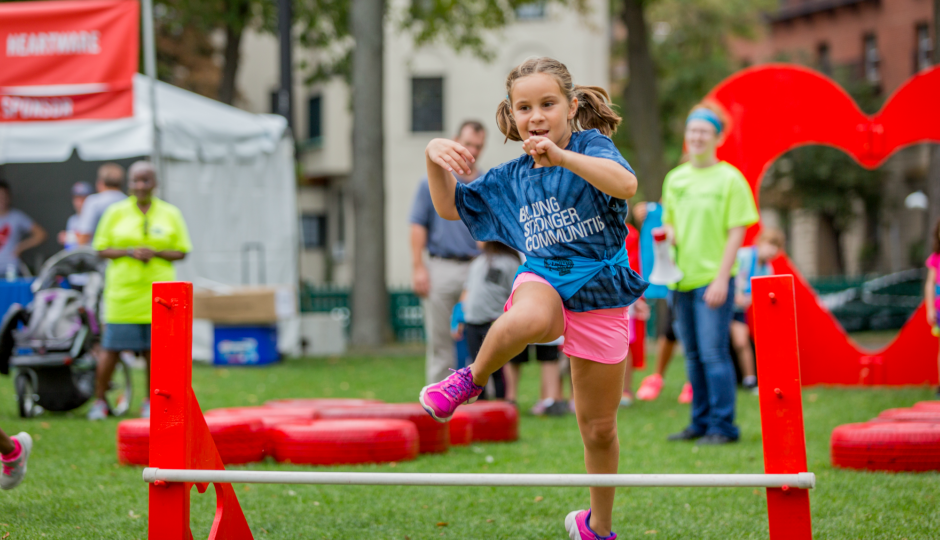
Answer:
[
  {"left": 758, "top": 227, "right": 786, "bottom": 249},
  {"left": 496, "top": 57, "right": 621, "bottom": 142}
]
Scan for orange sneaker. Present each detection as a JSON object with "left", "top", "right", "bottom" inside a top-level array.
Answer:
[
  {"left": 677, "top": 382, "right": 693, "bottom": 404},
  {"left": 635, "top": 374, "right": 663, "bottom": 401}
]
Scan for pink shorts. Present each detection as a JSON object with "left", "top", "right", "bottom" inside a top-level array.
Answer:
[{"left": 504, "top": 272, "right": 630, "bottom": 364}]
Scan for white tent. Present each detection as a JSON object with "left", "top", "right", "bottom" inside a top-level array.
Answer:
[{"left": 0, "top": 74, "right": 299, "bottom": 289}]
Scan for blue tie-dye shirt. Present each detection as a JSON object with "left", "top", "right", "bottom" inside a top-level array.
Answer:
[{"left": 454, "top": 129, "right": 648, "bottom": 312}]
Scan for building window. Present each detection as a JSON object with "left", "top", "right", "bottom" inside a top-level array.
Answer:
[
  {"left": 308, "top": 95, "right": 322, "bottom": 141},
  {"left": 269, "top": 90, "right": 279, "bottom": 114},
  {"left": 916, "top": 23, "right": 932, "bottom": 73},
  {"left": 863, "top": 33, "right": 880, "bottom": 84},
  {"left": 515, "top": 1, "right": 546, "bottom": 20},
  {"left": 411, "top": 77, "right": 444, "bottom": 132},
  {"left": 817, "top": 42, "right": 831, "bottom": 76},
  {"left": 301, "top": 213, "right": 327, "bottom": 249}
]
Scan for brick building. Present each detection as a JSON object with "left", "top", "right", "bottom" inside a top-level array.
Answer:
[{"left": 729, "top": 0, "right": 935, "bottom": 277}]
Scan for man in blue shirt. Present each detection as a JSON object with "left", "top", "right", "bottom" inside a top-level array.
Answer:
[{"left": 410, "top": 121, "right": 485, "bottom": 384}]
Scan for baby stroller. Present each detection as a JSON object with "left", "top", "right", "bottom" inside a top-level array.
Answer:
[{"left": 0, "top": 247, "right": 133, "bottom": 418}]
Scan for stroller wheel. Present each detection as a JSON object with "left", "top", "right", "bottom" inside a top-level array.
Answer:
[
  {"left": 107, "top": 357, "right": 134, "bottom": 417},
  {"left": 15, "top": 370, "right": 42, "bottom": 418}
]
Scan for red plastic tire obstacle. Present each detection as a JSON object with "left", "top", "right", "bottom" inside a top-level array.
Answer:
[
  {"left": 264, "top": 398, "right": 383, "bottom": 410},
  {"left": 316, "top": 403, "right": 450, "bottom": 453},
  {"left": 913, "top": 401, "right": 940, "bottom": 412},
  {"left": 831, "top": 422, "right": 940, "bottom": 472},
  {"left": 117, "top": 418, "right": 150, "bottom": 466},
  {"left": 118, "top": 416, "right": 267, "bottom": 466},
  {"left": 449, "top": 411, "right": 473, "bottom": 445},
  {"left": 875, "top": 408, "right": 940, "bottom": 423},
  {"left": 271, "top": 419, "right": 420, "bottom": 465},
  {"left": 459, "top": 401, "right": 518, "bottom": 442}
]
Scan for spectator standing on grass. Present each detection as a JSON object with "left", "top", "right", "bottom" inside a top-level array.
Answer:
[
  {"left": 58, "top": 182, "right": 93, "bottom": 249},
  {"left": 731, "top": 227, "right": 785, "bottom": 392},
  {"left": 76, "top": 163, "right": 127, "bottom": 245},
  {"left": 620, "top": 219, "right": 650, "bottom": 407},
  {"left": 0, "top": 427, "right": 31, "bottom": 491},
  {"left": 0, "top": 180, "right": 47, "bottom": 276},
  {"left": 635, "top": 201, "right": 689, "bottom": 404},
  {"left": 87, "top": 161, "right": 191, "bottom": 421},
  {"left": 661, "top": 103, "right": 758, "bottom": 446},
  {"left": 411, "top": 121, "right": 486, "bottom": 385},
  {"left": 925, "top": 218, "right": 940, "bottom": 398},
  {"left": 455, "top": 241, "right": 566, "bottom": 414}
]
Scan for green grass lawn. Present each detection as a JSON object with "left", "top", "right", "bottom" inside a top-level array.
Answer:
[{"left": 0, "top": 352, "right": 937, "bottom": 539}]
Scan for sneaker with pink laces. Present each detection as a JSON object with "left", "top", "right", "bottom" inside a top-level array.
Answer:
[
  {"left": 1, "top": 432, "right": 32, "bottom": 491},
  {"left": 678, "top": 382, "right": 693, "bottom": 404},
  {"left": 635, "top": 373, "right": 663, "bottom": 401},
  {"left": 419, "top": 367, "right": 483, "bottom": 423},
  {"left": 565, "top": 509, "right": 617, "bottom": 540}
]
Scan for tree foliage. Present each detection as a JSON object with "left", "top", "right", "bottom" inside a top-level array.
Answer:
[{"left": 612, "top": 0, "right": 771, "bottom": 178}]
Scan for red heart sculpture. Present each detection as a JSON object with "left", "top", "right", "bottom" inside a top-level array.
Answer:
[{"left": 703, "top": 64, "right": 939, "bottom": 386}]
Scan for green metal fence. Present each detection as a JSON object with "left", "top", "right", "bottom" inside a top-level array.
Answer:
[
  {"left": 809, "top": 270, "right": 925, "bottom": 332},
  {"left": 300, "top": 269, "right": 926, "bottom": 342},
  {"left": 300, "top": 283, "right": 425, "bottom": 342}
]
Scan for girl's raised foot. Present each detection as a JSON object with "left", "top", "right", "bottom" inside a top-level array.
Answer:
[{"left": 419, "top": 367, "right": 483, "bottom": 423}]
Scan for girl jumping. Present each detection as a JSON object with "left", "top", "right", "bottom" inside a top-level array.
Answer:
[{"left": 418, "top": 57, "right": 648, "bottom": 540}]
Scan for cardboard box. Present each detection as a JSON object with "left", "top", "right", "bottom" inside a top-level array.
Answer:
[{"left": 193, "top": 286, "right": 295, "bottom": 324}]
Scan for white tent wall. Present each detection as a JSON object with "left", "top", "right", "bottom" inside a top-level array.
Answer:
[
  {"left": 162, "top": 137, "right": 298, "bottom": 289},
  {"left": 0, "top": 76, "right": 301, "bottom": 357}
]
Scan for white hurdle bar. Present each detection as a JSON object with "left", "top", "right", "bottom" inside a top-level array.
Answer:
[{"left": 143, "top": 469, "right": 816, "bottom": 489}]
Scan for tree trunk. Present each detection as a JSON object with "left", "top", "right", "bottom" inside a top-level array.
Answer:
[
  {"left": 621, "top": 0, "right": 668, "bottom": 202},
  {"left": 349, "top": 0, "right": 389, "bottom": 346},
  {"left": 218, "top": 0, "right": 249, "bottom": 105},
  {"left": 927, "top": 0, "right": 940, "bottom": 249}
]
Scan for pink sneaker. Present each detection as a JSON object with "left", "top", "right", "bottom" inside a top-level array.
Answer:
[
  {"left": 635, "top": 373, "right": 663, "bottom": 401},
  {"left": 564, "top": 509, "right": 617, "bottom": 540},
  {"left": 419, "top": 367, "right": 483, "bottom": 423},
  {"left": 678, "top": 382, "right": 693, "bottom": 404}
]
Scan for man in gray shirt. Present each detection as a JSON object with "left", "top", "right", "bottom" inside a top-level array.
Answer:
[
  {"left": 0, "top": 180, "right": 46, "bottom": 275},
  {"left": 410, "top": 120, "right": 485, "bottom": 384},
  {"left": 77, "top": 163, "right": 126, "bottom": 245}
]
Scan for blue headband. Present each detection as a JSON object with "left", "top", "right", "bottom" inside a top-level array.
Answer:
[{"left": 686, "top": 108, "right": 722, "bottom": 135}]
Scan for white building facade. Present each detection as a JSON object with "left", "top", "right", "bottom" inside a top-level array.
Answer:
[{"left": 236, "top": 0, "right": 611, "bottom": 287}]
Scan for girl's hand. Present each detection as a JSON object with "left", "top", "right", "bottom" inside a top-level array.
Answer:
[
  {"left": 703, "top": 278, "right": 729, "bottom": 309},
  {"left": 523, "top": 136, "right": 568, "bottom": 168},
  {"left": 426, "top": 139, "right": 475, "bottom": 176},
  {"left": 928, "top": 307, "right": 937, "bottom": 327},
  {"left": 634, "top": 298, "right": 651, "bottom": 321}
]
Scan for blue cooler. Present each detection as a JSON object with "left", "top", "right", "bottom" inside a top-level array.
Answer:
[{"left": 213, "top": 325, "right": 280, "bottom": 366}]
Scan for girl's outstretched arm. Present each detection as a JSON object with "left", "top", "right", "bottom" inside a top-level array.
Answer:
[
  {"left": 425, "top": 139, "right": 476, "bottom": 221},
  {"left": 523, "top": 136, "right": 637, "bottom": 200}
]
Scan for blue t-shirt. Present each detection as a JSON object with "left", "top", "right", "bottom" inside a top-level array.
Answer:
[
  {"left": 454, "top": 129, "right": 648, "bottom": 312},
  {"left": 410, "top": 178, "right": 480, "bottom": 259}
]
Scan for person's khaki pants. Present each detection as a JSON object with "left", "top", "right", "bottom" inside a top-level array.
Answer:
[{"left": 424, "top": 257, "right": 472, "bottom": 384}]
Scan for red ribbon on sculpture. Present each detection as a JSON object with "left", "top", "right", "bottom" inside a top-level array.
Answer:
[{"left": 0, "top": 0, "right": 139, "bottom": 122}]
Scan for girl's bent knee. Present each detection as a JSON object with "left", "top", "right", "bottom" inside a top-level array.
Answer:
[{"left": 581, "top": 417, "right": 618, "bottom": 448}]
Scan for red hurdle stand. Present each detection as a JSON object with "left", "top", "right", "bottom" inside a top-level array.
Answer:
[
  {"left": 149, "top": 282, "right": 253, "bottom": 540},
  {"left": 146, "top": 276, "right": 813, "bottom": 539},
  {"left": 752, "top": 275, "right": 814, "bottom": 539}
]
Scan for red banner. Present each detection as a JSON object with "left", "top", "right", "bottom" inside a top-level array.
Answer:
[{"left": 0, "top": 0, "right": 139, "bottom": 121}]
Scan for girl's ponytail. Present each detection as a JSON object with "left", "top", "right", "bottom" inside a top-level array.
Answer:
[
  {"left": 573, "top": 85, "right": 621, "bottom": 137},
  {"left": 496, "top": 97, "right": 522, "bottom": 142}
]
